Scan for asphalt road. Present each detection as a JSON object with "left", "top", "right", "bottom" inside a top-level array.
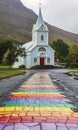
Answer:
[{"left": 0, "top": 69, "right": 78, "bottom": 110}]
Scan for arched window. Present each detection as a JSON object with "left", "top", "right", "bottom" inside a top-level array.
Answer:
[
  {"left": 41, "top": 35, "right": 44, "bottom": 41},
  {"left": 34, "top": 57, "right": 37, "bottom": 63},
  {"left": 40, "top": 53, "right": 46, "bottom": 57},
  {"left": 38, "top": 47, "right": 46, "bottom": 51},
  {"left": 47, "top": 58, "right": 50, "bottom": 63}
]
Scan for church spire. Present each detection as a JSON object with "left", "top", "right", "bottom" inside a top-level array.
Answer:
[
  {"left": 36, "top": 3, "right": 44, "bottom": 28},
  {"left": 32, "top": 4, "right": 48, "bottom": 32}
]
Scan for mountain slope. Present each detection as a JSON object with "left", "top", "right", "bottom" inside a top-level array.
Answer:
[
  {"left": 0, "top": 0, "right": 37, "bottom": 42},
  {"left": 0, "top": 0, "right": 78, "bottom": 44}
]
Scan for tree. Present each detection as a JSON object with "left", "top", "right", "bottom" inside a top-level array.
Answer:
[
  {"left": 66, "top": 44, "right": 78, "bottom": 67},
  {"left": 51, "top": 39, "right": 69, "bottom": 62},
  {"left": 3, "top": 46, "right": 17, "bottom": 65},
  {"left": 16, "top": 46, "right": 26, "bottom": 57},
  {"left": 3, "top": 45, "right": 26, "bottom": 66},
  {"left": 0, "top": 40, "right": 14, "bottom": 64}
]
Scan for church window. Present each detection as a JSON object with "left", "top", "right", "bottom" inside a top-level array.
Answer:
[
  {"left": 41, "top": 27, "right": 44, "bottom": 30},
  {"left": 40, "top": 53, "right": 45, "bottom": 57},
  {"left": 47, "top": 58, "right": 50, "bottom": 63},
  {"left": 40, "top": 25, "right": 44, "bottom": 31},
  {"left": 41, "top": 35, "right": 44, "bottom": 41},
  {"left": 34, "top": 57, "right": 37, "bottom": 62},
  {"left": 38, "top": 47, "right": 46, "bottom": 51}
]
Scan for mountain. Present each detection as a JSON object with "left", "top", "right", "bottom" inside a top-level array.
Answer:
[{"left": 0, "top": 0, "right": 78, "bottom": 44}]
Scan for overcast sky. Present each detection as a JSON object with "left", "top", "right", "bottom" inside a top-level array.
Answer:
[{"left": 21, "top": 0, "right": 78, "bottom": 34}]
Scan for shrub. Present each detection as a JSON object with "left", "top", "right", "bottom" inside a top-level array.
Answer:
[
  {"left": 70, "top": 63, "right": 78, "bottom": 68},
  {"left": 19, "top": 65, "right": 25, "bottom": 69}
]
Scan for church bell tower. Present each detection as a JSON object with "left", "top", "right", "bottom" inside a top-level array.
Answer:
[{"left": 32, "top": 4, "right": 49, "bottom": 46}]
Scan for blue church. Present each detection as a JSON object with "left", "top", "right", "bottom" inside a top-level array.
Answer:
[{"left": 13, "top": 6, "right": 55, "bottom": 68}]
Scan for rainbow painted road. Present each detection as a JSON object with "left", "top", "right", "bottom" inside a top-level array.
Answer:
[{"left": 0, "top": 72, "right": 78, "bottom": 124}]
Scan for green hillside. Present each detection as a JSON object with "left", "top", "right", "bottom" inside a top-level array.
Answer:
[{"left": 0, "top": 0, "right": 78, "bottom": 44}]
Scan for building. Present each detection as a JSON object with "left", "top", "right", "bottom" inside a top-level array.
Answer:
[{"left": 13, "top": 6, "right": 55, "bottom": 68}]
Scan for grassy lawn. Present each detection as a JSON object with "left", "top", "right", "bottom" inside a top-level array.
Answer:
[
  {"left": 0, "top": 69, "right": 26, "bottom": 80},
  {"left": 69, "top": 68, "right": 78, "bottom": 71},
  {"left": 0, "top": 66, "right": 11, "bottom": 69}
]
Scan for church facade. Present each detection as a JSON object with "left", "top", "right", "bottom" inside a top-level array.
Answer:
[{"left": 13, "top": 6, "right": 55, "bottom": 68}]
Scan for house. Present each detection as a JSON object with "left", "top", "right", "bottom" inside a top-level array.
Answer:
[{"left": 13, "top": 6, "right": 55, "bottom": 68}]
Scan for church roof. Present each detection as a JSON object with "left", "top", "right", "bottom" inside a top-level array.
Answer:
[
  {"left": 23, "top": 41, "right": 55, "bottom": 53},
  {"left": 22, "top": 41, "right": 33, "bottom": 50},
  {"left": 22, "top": 41, "right": 36, "bottom": 52}
]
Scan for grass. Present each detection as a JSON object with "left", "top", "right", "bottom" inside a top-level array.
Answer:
[
  {"left": 0, "top": 66, "right": 11, "bottom": 69},
  {"left": 0, "top": 69, "right": 26, "bottom": 80},
  {"left": 69, "top": 68, "right": 78, "bottom": 71}
]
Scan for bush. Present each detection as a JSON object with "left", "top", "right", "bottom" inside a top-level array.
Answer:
[
  {"left": 70, "top": 63, "right": 78, "bottom": 68},
  {"left": 19, "top": 65, "right": 25, "bottom": 69}
]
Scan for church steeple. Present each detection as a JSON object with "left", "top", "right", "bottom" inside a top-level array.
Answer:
[
  {"left": 32, "top": 4, "right": 49, "bottom": 46},
  {"left": 36, "top": 4, "right": 44, "bottom": 28},
  {"left": 32, "top": 4, "right": 48, "bottom": 32}
]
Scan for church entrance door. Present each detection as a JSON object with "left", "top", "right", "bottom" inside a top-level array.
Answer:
[{"left": 40, "top": 58, "right": 44, "bottom": 65}]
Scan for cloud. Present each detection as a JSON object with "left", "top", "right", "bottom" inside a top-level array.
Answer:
[{"left": 21, "top": 0, "right": 78, "bottom": 34}]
